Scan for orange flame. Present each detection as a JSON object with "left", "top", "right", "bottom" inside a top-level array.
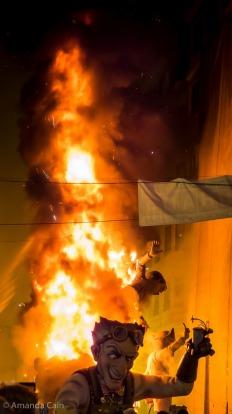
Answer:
[
  {"left": 14, "top": 42, "right": 139, "bottom": 377},
  {"left": 44, "top": 271, "right": 97, "bottom": 359}
]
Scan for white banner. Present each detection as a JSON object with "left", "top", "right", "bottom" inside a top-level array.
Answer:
[{"left": 138, "top": 176, "right": 232, "bottom": 226}]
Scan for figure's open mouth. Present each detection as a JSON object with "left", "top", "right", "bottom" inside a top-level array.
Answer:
[{"left": 109, "top": 368, "right": 123, "bottom": 382}]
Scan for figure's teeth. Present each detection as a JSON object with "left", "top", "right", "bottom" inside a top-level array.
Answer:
[{"left": 109, "top": 368, "right": 122, "bottom": 381}]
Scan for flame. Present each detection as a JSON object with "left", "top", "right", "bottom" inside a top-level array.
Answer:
[
  {"left": 44, "top": 271, "right": 97, "bottom": 359},
  {"left": 108, "top": 250, "right": 138, "bottom": 286},
  {"left": 66, "top": 151, "right": 95, "bottom": 183},
  {"left": 14, "top": 42, "right": 140, "bottom": 376}
]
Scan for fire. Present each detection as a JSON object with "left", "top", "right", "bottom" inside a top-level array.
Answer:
[
  {"left": 108, "top": 250, "right": 138, "bottom": 286},
  {"left": 44, "top": 271, "right": 97, "bottom": 359},
  {"left": 66, "top": 150, "right": 95, "bottom": 183},
  {"left": 14, "top": 41, "right": 140, "bottom": 377}
]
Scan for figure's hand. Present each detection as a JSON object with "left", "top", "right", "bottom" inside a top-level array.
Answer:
[
  {"left": 183, "top": 323, "right": 190, "bottom": 340},
  {"left": 148, "top": 240, "right": 163, "bottom": 258},
  {"left": 186, "top": 329, "right": 215, "bottom": 358}
]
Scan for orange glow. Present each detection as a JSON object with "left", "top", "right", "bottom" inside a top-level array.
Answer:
[
  {"left": 108, "top": 250, "right": 136, "bottom": 286},
  {"left": 66, "top": 151, "right": 95, "bottom": 183},
  {"left": 14, "top": 43, "right": 139, "bottom": 376},
  {"left": 44, "top": 272, "right": 97, "bottom": 359}
]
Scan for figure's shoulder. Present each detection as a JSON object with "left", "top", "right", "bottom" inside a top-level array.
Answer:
[
  {"left": 147, "top": 351, "right": 157, "bottom": 362},
  {"left": 70, "top": 366, "right": 96, "bottom": 385},
  {"left": 57, "top": 368, "right": 93, "bottom": 394},
  {"left": 73, "top": 366, "right": 92, "bottom": 377},
  {"left": 55, "top": 369, "right": 92, "bottom": 411},
  {"left": 131, "top": 371, "right": 149, "bottom": 397}
]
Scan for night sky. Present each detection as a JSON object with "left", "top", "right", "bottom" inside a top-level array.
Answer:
[
  {"left": 0, "top": 2, "right": 188, "bottom": 52},
  {"left": 1, "top": 0, "right": 191, "bottom": 172}
]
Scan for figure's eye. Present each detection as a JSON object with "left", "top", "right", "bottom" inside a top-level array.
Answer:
[
  {"left": 108, "top": 352, "right": 121, "bottom": 360},
  {"left": 126, "top": 353, "right": 138, "bottom": 362}
]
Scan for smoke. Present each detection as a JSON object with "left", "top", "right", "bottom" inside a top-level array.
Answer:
[{"left": 8, "top": 3, "right": 189, "bottom": 400}]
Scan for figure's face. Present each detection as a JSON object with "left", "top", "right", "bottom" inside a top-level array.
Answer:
[
  {"left": 158, "top": 336, "right": 173, "bottom": 349},
  {"left": 150, "top": 279, "right": 167, "bottom": 295},
  {"left": 97, "top": 337, "right": 139, "bottom": 391}
]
